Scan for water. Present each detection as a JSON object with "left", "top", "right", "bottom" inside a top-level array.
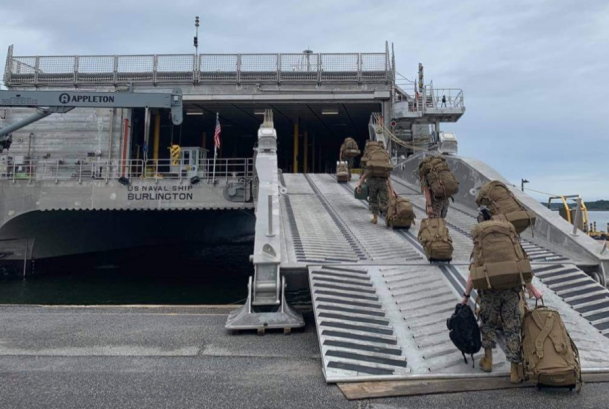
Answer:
[
  {"left": 0, "top": 242, "right": 253, "bottom": 305},
  {"left": 588, "top": 211, "right": 609, "bottom": 231}
]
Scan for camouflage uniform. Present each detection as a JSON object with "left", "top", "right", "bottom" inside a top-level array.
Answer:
[
  {"left": 479, "top": 288, "right": 522, "bottom": 363},
  {"left": 431, "top": 197, "right": 450, "bottom": 218},
  {"left": 367, "top": 176, "right": 389, "bottom": 217},
  {"left": 340, "top": 145, "right": 355, "bottom": 180},
  {"left": 421, "top": 181, "right": 450, "bottom": 218}
]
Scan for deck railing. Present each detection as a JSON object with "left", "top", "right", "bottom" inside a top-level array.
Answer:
[
  {"left": 4, "top": 46, "right": 391, "bottom": 86},
  {"left": 426, "top": 88, "right": 465, "bottom": 109},
  {"left": 0, "top": 158, "right": 254, "bottom": 184}
]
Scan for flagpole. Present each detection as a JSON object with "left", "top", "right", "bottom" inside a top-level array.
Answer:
[
  {"left": 212, "top": 146, "right": 217, "bottom": 183},
  {"left": 212, "top": 112, "right": 218, "bottom": 183}
]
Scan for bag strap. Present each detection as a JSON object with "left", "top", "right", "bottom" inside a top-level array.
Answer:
[
  {"left": 483, "top": 265, "right": 492, "bottom": 290},
  {"left": 532, "top": 310, "right": 567, "bottom": 354},
  {"left": 569, "top": 336, "right": 583, "bottom": 391},
  {"left": 534, "top": 311, "right": 555, "bottom": 359},
  {"left": 517, "top": 260, "right": 526, "bottom": 287},
  {"left": 475, "top": 294, "right": 481, "bottom": 321}
]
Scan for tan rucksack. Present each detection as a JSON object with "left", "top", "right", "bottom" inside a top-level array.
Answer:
[
  {"left": 342, "top": 137, "right": 360, "bottom": 158},
  {"left": 360, "top": 140, "right": 381, "bottom": 168},
  {"left": 386, "top": 196, "right": 415, "bottom": 229},
  {"left": 476, "top": 181, "right": 536, "bottom": 234},
  {"left": 360, "top": 140, "right": 384, "bottom": 167},
  {"left": 336, "top": 161, "right": 348, "bottom": 183},
  {"left": 470, "top": 220, "right": 533, "bottom": 291},
  {"left": 418, "top": 155, "right": 459, "bottom": 199},
  {"left": 417, "top": 218, "right": 453, "bottom": 262},
  {"left": 366, "top": 149, "right": 393, "bottom": 178},
  {"left": 522, "top": 303, "right": 582, "bottom": 391}
]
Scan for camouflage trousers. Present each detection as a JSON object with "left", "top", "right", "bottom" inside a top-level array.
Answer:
[
  {"left": 368, "top": 177, "right": 388, "bottom": 216},
  {"left": 431, "top": 197, "right": 449, "bottom": 218},
  {"left": 480, "top": 288, "right": 522, "bottom": 363}
]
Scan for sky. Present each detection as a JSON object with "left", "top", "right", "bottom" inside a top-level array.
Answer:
[{"left": 1, "top": 0, "right": 607, "bottom": 200}]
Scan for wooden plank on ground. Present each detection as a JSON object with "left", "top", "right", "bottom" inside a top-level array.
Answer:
[{"left": 338, "top": 373, "right": 609, "bottom": 400}]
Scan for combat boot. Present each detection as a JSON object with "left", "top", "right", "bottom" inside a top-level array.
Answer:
[
  {"left": 510, "top": 363, "right": 522, "bottom": 384},
  {"left": 370, "top": 214, "right": 378, "bottom": 224},
  {"left": 479, "top": 348, "right": 493, "bottom": 373}
]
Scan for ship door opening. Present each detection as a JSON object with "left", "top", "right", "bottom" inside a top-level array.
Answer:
[{"left": 130, "top": 102, "right": 380, "bottom": 175}]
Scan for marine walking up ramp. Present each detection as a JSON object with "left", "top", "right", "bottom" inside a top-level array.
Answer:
[{"left": 279, "top": 172, "right": 609, "bottom": 383}]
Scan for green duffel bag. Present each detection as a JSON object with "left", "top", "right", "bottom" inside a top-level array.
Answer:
[{"left": 354, "top": 184, "right": 368, "bottom": 200}]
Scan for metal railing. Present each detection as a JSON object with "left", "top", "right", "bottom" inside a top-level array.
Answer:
[
  {"left": 426, "top": 88, "right": 464, "bottom": 109},
  {"left": 393, "top": 85, "right": 465, "bottom": 113},
  {"left": 0, "top": 157, "right": 253, "bottom": 184},
  {"left": 4, "top": 46, "right": 390, "bottom": 86}
]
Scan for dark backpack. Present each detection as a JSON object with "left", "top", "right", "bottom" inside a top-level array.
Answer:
[{"left": 447, "top": 304, "right": 482, "bottom": 367}]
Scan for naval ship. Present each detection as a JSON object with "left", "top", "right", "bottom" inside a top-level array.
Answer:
[{"left": 1, "top": 43, "right": 609, "bottom": 384}]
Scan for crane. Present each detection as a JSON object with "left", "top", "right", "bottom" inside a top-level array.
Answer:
[{"left": 0, "top": 88, "right": 183, "bottom": 152}]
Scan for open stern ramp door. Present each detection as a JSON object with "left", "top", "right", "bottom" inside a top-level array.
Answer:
[
  {"left": 309, "top": 264, "right": 510, "bottom": 383},
  {"left": 310, "top": 263, "right": 609, "bottom": 383}
]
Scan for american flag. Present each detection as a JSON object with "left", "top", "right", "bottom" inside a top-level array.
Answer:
[{"left": 214, "top": 112, "right": 221, "bottom": 151}]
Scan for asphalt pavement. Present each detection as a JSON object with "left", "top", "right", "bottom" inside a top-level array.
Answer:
[{"left": 0, "top": 305, "right": 606, "bottom": 409}]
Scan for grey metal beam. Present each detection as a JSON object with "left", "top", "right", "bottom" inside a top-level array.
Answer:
[
  {"left": 0, "top": 106, "right": 74, "bottom": 138},
  {"left": 0, "top": 89, "right": 183, "bottom": 125}
]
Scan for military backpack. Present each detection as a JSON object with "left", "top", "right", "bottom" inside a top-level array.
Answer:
[
  {"left": 342, "top": 137, "right": 361, "bottom": 158},
  {"left": 360, "top": 140, "right": 384, "bottom": 167},
  {"left": 365, "top": 149, "right": 393, "bottom": 178},
  {"left": 336, "top": 161, "right": 348, "bottom": 183},
  {"left": 476, "top": 180, "right": 536, "bottom": 234},
  {"left": 470, "top": 220, "right": 533, "bottom": 291},
  {"left": 417, "top": 218, "right": 453, "bottom": 262},
  {"left": 386, "top": 196, "right": 415, "bottom": 229},
  {"left": 522, "top": 302, "right": 582, "bottom": 391},
  {"left": 447, "top": 303, "right": 482, "bottom": 367},
  {"left": 418, "top": 155, "right": 459, "bottom": 199}
]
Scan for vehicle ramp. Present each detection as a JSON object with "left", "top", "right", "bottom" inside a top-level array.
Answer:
[
  {"left": 285, "top": 173, "right": 609, "bottom": 383},
  {"left": 310, "top": 261, "right": 609, "bottom": 383},
  {"left": 310, "top": 264, "right": 509, "bottom": 383}
]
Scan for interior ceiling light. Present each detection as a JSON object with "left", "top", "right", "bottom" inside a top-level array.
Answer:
[
  {"left": 321, "top": 109, "right": 339, "bottom": 115},
  {"left": 254, "top": 111, "right": 266, "bottom": 115},
  {"left": 186, "top": 110, "right": 204, "bottom": 115}
]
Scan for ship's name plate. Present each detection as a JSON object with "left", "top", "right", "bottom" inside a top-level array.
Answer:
[{"left": 127, "top": 185, "right": 194, "bottom": 201}]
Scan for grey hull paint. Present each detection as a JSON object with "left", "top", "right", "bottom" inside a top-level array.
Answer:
[{"left": 0, "top": 209, "right": 255, "bottom": 260}]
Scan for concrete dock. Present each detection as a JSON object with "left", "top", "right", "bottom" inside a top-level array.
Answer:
[{"left": 1, "top": 304, "right": 608, "bottom": 409}]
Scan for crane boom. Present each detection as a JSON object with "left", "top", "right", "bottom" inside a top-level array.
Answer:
[{"left": 0, "top": 89, "right": 183, "bottom": 140}]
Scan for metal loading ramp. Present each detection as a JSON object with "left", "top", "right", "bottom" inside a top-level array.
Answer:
[
  {"left": 310, "top": 264, "right": 508, "bottom": 383},
  {"left": 310, "top": 262, "right": 609, "bottom": 383},
  {"left": 288, "top": 174, "right": 609, "bottom": 383}
]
